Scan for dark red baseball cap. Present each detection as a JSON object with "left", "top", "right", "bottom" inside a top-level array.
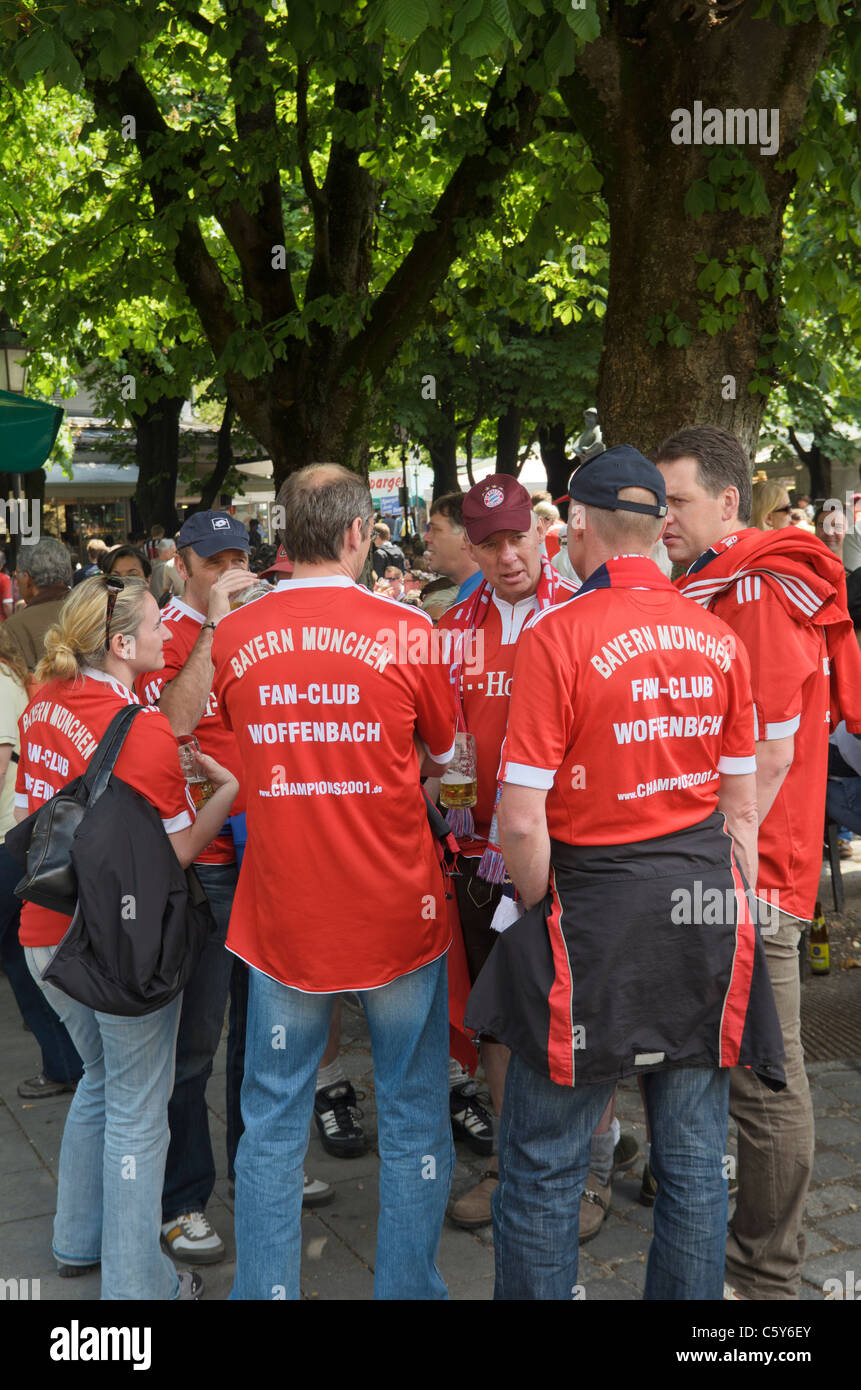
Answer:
[
  {"left": 260, "top": 544, "right": 294, "bottom": 580},
  {"left": 462, "top": 474, "right": 533, "bottom": 545}
]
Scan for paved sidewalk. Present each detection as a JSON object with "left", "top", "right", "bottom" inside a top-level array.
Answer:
[{"left": 2, "top": 861, "right": 859, "bottom": 1300}]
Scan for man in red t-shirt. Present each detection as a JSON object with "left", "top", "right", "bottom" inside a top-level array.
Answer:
[
  {"left": 656, "top": 426, "right": 861, "bottom": 1300},
  {"left": 466, "top": 446, "right": 784, "bottom": 1300},
  {"left": 212, "top": 463, "right": 457, "bottom": 1301},
  {"left": 135, "top": 509, "right": 256, "bottom": 1266},
  {"left": 436, "top": 474, "right": 579, "bottom": 1228}
]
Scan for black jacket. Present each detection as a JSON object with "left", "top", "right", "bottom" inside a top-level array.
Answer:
[{"left": 8, "top": 777, "right": 215, "bottom": 1016}]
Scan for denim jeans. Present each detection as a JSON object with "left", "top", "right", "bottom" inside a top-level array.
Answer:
[
  {"left": 825, "top": 777, "right": 861, "bottom": 836},
  {"left": 25, "top": 944, "right": 182, "bottom": 1300},
  {"left": 230, "top": 954, "right": 454, "bottom": 1300},
  {"left": 494, "top": 1052, "right": 730, "bottom": 1300},
  {"left": 162, "top": 860, "right": 236, "bottom": 1222},
  {"left": 0, "top": 844, "right": 82, "bottom": 1083}
]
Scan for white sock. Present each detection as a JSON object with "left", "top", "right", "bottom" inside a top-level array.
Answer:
[
  {"left": 317, "top": 1059, "right": 346, "bottom": 1091},
  {"left": 449, "top": 1058, "right": 470, "bottom": 1088},
  {"left": 610, "top": 1116, "right": 621, "bottom": 1147}
]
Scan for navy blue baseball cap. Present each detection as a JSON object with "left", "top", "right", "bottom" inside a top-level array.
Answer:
[
  {"left": 177, "top": 510, "right": 250, "bottom": 557},
  {"left": 568, "top": 446, "right": 667, "bottom": 518}
]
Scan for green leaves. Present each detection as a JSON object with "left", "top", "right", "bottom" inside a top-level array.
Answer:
[{"left": 387, "top": 0, "right": 431, "bottom": 45}]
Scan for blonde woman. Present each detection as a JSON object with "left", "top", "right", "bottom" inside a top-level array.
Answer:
[
  {"left": 16, "top": 575, "right": 237, "bottom": 1300},
  {"left": 751, "top": 480, "right": 793, "bottom": 530}
]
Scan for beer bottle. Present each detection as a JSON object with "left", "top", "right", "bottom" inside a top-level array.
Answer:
[{"left": 810, "top": 901, "right": 830, "bottom": 975}]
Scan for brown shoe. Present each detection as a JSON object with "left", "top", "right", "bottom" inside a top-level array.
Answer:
[
  {"left": 449, "top": 1157, "right": 499, "bottom": 1229},
  {"left": 579, "top": 1174, "right": 611, "bottom": 1243}
]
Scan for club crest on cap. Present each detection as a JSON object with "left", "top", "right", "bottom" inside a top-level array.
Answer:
[
  {"left": 211, "top": 516, "right": 230, "bottom": 530},
  {"left": 483, "top": 486, "right": 505, "bottom": 509}
]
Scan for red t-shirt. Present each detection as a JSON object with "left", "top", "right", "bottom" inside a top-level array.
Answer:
[
  {"left": 709, "top": 577, "right": 830, "bottom": 920},
  {"left": 135, "top": 596, "right": 245, "bottom": 864},
  {"left": 211, "top": 576, "right": 457, "bottom": 991},
  {"left": 437, "top": 581, "right": 579, "bottom": 848},
  {"left": 0, "top": 572, "right": 11, "bottom": 620},
  {"left": 501, "top": 558, "right": 756, "bottom": 844},
  {"left": 16, "top": 668, "right": 192, "bottom": 947}
]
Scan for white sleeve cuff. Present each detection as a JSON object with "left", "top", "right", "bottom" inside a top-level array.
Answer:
[
  {"left": 162, "top": 810, "right": 193, "bottom": 834},
  {"left": 425, "top": 738, "right": 456, "bottom": 765},
  {"left": 14, "top": 792, "right": 28, "bottom": 809},
  {"left": 763, "top": 714, "right": 801, "bottom": 740},
  {"left": 503, "top": 761, "right": 556, "bottom": 790},
  {"left": 717, "top": 754, "right": 758, "bottom": 775}
]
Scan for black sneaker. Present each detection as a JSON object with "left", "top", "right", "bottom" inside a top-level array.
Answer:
[
  {"left": 313, "top": 1082, "right": 367, "bottom": 1158},
  {"left": 449, "top": 1080, "right": 494, "bottom": 1156}
]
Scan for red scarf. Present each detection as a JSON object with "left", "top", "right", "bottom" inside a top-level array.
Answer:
[
  {"left": 444, "top": 555, "right": 573, "bottom": 878},
  {"left": 677, "top": 528, "right": 861, "bottom": 733}
]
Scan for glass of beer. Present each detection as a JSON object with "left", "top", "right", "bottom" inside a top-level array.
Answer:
[
  {"left": 178, "top": 735, "right": 215, "bottom": 809},
  {"left": 229, "top": 578, "right": 273, "bottom": 610},
  {"left": 440, "top": 732, "right": 478, "bottom": 809}
]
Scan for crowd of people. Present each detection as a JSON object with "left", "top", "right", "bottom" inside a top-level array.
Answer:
[{"left": 1, "top": 427, "right": 859, "bottom": 1301}]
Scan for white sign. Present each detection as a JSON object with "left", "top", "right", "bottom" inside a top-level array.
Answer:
[{"left": 369, "top": 470, "right": 403, "bottom": 497}]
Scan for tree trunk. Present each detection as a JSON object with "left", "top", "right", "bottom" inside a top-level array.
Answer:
[
  {"left": 496, "top": 405, "right": 522, "bottom": 475},
  {"left": 789, "top": 429, "right": 831, "bottom": 499},
  {"left": 538, "top": 422, "right": 571, "bottom": 515},
  {"left": 561, "top": 5, "right": 830, "bottom": 460},
  {"left": 133, "top": 393, "right": 184, "bottom": 532},
  {"left": 195, "top": 399, "right": 235, "bottom": 513}
]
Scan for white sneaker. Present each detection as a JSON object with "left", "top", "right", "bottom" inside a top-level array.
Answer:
[
  {"left": 303, "top": 1172, "right": 334, "bottom": 1208},
  {"left": 161, "top": 1211, "right": 225, "bottom": 1265}
]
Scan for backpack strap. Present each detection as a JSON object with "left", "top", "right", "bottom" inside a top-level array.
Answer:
[{"left": 79, "top": 705, "right": 144, "bottom": 806}]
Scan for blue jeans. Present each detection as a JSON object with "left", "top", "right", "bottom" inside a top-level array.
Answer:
[
  {"left": 25, "top": 944, "right": 182, "bottom": 1300},
  {"left": 162, "top": 860, "right": 236, "bottom": 1221},
  {"left": 494, "top": 1052, "right": 730, "bottom": 1300},
  {"left": 826, "top": 777, "right": 861, "bottom": 837},
  {"left": 0, "top": 844, "right": 82, "bottom": 1083},
  {"left": 230, "top": 954, "right": 454, "bottom": 1300}
]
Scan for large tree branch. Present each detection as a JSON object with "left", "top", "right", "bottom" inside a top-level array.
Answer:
[
  {"left": 340, "top": 39, "right": 550, "bottom": 390},
  {"left": 83, "top": 62, "right": 239, "bottom": 361},
  {"left": 217, "top": 3, "right": 296, "bottom": 321}
]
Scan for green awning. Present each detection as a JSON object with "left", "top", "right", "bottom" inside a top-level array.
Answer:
[{"left": 0, "top": 389, "right": 63, "bottom": 471}]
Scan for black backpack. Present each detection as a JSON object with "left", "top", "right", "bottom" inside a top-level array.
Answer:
[{"left": 6, "top": 705, "right": 216, "bottom": 1016}]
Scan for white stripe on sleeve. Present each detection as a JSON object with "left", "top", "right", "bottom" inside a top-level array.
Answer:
[
  {"left": 503, "top": 761, "right": 556, "bottom": 790},
  {"left": 717, "top": 755, "right": 758, "bottom": 775},
  {"left": 763, "top": 714, "right": 801, "bottom": 740},
  {"left": 162, "top": 810, "right": 193, "bottom": 834}
]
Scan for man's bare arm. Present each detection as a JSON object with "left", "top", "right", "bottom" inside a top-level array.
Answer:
[
  {"left": 716, "top": 770, "right": 759, "bottom": 892},
  {"left": 498, "top": 782, "right": 551, "bottom": 909},
  {"left": 754, "top": 734, "right": 794, "bottom": 825},
  {"left": 157, "top": 569, "right": 255, "bottom": 735}
]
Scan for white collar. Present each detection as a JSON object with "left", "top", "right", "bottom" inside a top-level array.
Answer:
[
  {"left": 491, "top": 589, "right": 539, "bottom": 615},
  {"left": 164, "top": 596, "right": 207, "bottom": 623},
  {"left": 274, "top": 576, "right": 355, "bottom": 592},
  {"left": 81, "top": 666, "right": 140, "bottom": 702}
]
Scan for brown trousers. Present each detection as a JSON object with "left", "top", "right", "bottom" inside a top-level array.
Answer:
[{"left": 725, "top": 911, "right": 815, "bottom": 1298}]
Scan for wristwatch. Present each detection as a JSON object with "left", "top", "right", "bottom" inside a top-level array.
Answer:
[{"left": 201, "top": 621, "right": 217, "bottom": 633}]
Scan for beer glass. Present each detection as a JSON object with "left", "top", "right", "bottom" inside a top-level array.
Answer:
[
  {"left": 440, "top": 732, "right": 478, "bottom": 809},
  {"left": 178, "top": 735, "right": 215, "bottom": 809}
]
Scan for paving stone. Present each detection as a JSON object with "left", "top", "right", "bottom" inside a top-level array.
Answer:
[
  {"left": 802, "top": 1252, "right": 861, "bottom": 1293},
  {"left": 582, "top": 1217, "right": 646, "bottom": 1263},
  {"left": 803, "top": 1229, "right": 838, "bottom": 1257},
  {"left": 805, "top": 1184, "right": 861, "bottom": 1219},
  {"left": 299, "top": 1214, "right": 375, "bottom": 1301},
  {"left": 580, "top": 1274, "right": 638, "bottom": 1300},
  {"left": 820, "top": 1209, "right": 861, "bottom": 1246},
  {"left": 814, "top": 1115, "right": 861, "bottom": 1146},
  {"left": 0, "top": 1169, "right": 57, "bottom": 1221},
  {"left": 812, "top": 1149, "right": 857, "bottom": 1183},
  {"left": 0, "top": 1127, "right": 43, "bottom": 1178}
]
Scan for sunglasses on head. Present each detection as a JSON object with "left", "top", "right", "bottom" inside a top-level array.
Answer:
[{"left": 104, "top": 576, "right": 125, "bottom": 653}]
